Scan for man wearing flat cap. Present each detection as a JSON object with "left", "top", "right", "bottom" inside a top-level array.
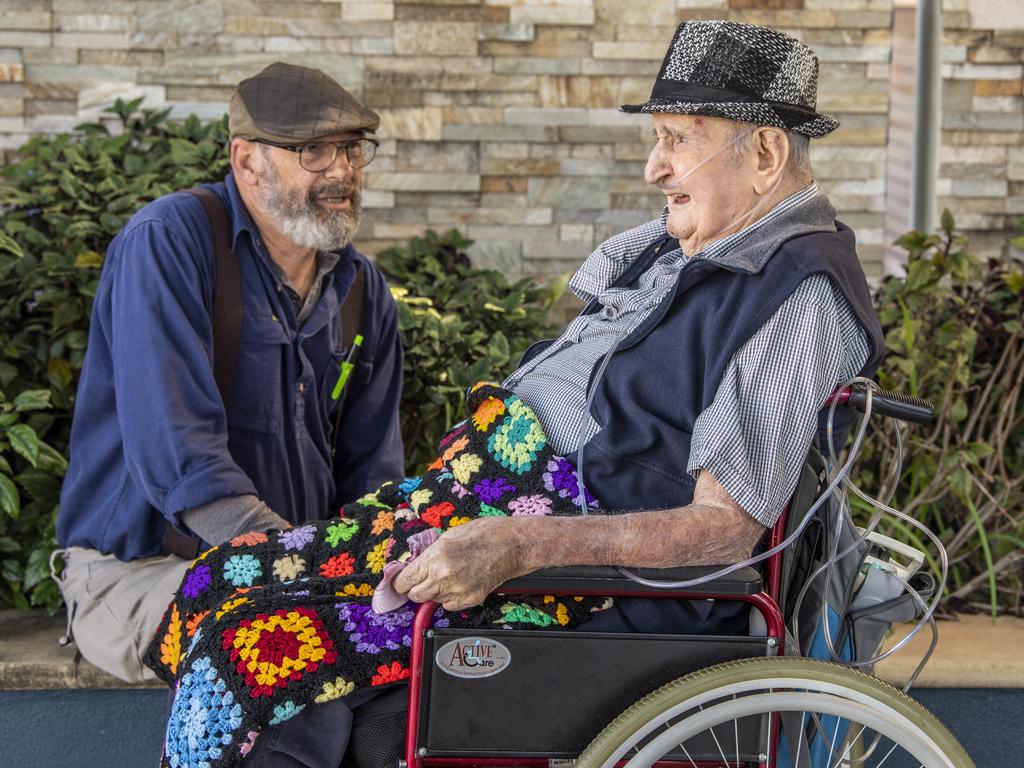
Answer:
[
  {"left": 54, "top": 63, "right": 404, "bottom": 690},
  {"left": 393, "top": 22, "right": 885, "bottom": 635}
]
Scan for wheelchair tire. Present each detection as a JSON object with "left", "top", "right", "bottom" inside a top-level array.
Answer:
[{"left": 577, "top": 656, "right": 973, "bottom": 768}]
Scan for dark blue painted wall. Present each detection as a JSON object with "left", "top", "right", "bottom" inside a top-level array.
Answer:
[
  {"left": 912, "top": 688, "right": 1024, "bottom": 767},
  {"left": 1, "top": 689, "right": 166, "bottom": 767},
  {"left": 1, "top": 687, "right": 1019, "bottom": 766}
]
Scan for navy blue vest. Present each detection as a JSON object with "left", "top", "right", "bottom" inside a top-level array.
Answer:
[
  {"left": 543, "top": 222, "right": 885, "bottom": 514},
  {"left": 526, "top": 221, "right": 885, "bottom": 635}
]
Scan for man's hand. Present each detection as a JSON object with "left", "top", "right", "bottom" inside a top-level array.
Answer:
[
  {"left": 389, "top": 470, "right": 764, "bottom": 612},
  {"left": 391, "top": 517, "right": 526, "bottom": 611}
]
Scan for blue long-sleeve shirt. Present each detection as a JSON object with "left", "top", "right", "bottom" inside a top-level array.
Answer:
[{"left": 57, "top": 174, "right": 405, "bottom": 560}]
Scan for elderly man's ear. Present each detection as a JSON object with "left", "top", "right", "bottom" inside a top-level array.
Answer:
[
  {"left": 751, "top": 127, "right": 790, "bottom": 195},
  {"left": 230, "top": 138, "right": 264, "bottom": 188}
]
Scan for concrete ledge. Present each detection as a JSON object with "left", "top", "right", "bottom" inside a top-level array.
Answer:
[
  {"left": 876, "top": 614, "right": 1024, "bottom": 688},
  {"left": 0, "top": 610, "right": 162, "bottom": 690}
]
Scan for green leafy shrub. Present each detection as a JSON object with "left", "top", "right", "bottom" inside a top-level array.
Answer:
[
  {"left": 0, "top": 98, "right": 230, "bottom": 418},
  {"left": 853, "top": 212, "right": 1024, "bottom": 617},
  {"left": 0, "top": 388, "right": 67, "bottom": 611},
  {"left": 377, "top": 230, "right": 563, "bottom": 471},
  {"left": 0, "top": 99, "right": 231, "bottom": 611}
]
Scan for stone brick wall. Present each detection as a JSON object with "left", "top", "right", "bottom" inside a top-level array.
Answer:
[
  {"left": 940, "top": 0, "right": 1024, "bottom": 261},
  {"left": 1, "top": 0, "right": 1021, "bottom": 279}
]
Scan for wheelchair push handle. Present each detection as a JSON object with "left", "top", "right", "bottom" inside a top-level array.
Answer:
[{"left": 828, "top": 384, "right": 935, "bottom": 426}]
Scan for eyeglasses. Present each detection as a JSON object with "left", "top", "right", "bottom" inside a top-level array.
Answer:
[{"left": 251, "top": 137, "right": 379, "bottom": 172}]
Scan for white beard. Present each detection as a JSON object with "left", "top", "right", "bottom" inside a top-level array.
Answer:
[{"left": 257, "top": 159, "right": 362, "bottom": 252}]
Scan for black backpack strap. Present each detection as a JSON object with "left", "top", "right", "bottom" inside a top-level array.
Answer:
[
  {"left": 332, "top": 264, "right": 366, "bottom": 457},
  {"left": 161, "top": 188, "right": 240, "bottom": 560}
]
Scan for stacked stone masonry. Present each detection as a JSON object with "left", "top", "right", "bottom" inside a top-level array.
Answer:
[{"left": 0, "top": 0, "right": 1021, "bottom": 279}]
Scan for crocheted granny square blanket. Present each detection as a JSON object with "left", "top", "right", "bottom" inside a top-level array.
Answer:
[{"left": 145, "top": 383, "right": 604, "bottom": 768}]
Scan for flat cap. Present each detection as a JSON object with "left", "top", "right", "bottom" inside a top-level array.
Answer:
[{"left": 229, "top": 62, "right": 380, "bottom": 143}]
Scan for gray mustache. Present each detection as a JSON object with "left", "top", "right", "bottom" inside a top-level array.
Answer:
[{"left": 312, "top": 185, "right": 360, "bottom": 200}]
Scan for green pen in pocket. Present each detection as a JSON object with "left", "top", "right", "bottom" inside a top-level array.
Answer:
[{"left": 332, "top": 334, "right": 364, "bottom": 400}]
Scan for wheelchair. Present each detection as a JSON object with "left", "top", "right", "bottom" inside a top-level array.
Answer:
[{"left": 395, "top": 384, "right": 973, "bottom": 768}]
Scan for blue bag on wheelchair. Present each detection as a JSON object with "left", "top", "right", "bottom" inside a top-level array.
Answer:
[{"left": 773, "top": 449, "right": 935, "bottom": 767}]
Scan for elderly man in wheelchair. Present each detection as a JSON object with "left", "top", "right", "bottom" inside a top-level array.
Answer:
[
  {"left": 149, "top": 21, "right": 972, "bottom": 768},
  {"left": 385, "top": 21, "right": 969, "bottom": 768}
]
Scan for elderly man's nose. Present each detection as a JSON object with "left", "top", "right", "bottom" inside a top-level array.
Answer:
[{"left": 645, "top": 145, "right": 671, "bottom": 186}]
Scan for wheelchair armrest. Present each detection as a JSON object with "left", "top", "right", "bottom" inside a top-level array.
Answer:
[{"left": 496, "top": 565, "right": 762, "bottom": 598}]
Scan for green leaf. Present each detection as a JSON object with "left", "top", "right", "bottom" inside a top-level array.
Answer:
[
  {"left": 47, "top": 357, "right": 73, "bottom": 388},
  {"left": 967, "top": 442, "right": 994, "bottom": 460},
  {"left": 894, "top": 231, "right": 926, "bottom": 252},
  {"left": 57, "top": 169, "right": 82, "bottom": 200},
  {"left": 0, "top": 362, "right": 16, "bottom": 387},
  {"left": 12, "top": 389, "right": 52, "bottom": 412},
  {"left": 169, "top": 138, "right": 203, "bottom": 165},
  {"left": 15, "top": 468, "right": 62, "bottom": 501},
  {"left": 2, "top": 557, "right": 24, "bottom": 586},
  {"left": 73, "top": 250, "right": 103, "bottom": 269},
  {"left": 24, "top": 547, "right": 51, "bottom": 590},
  {"left": 903, "top": 259, "right": 936, "bottom": 294},
  {"left": 964, "top": 494, "right": 998, "bottom": 621},
  {"left": 7, "top": 424, "right": 40, "bottom": 467},
  {"left": 0, "top": 474, "right": 19, "bottom": 519},
  {"left": 950, "top": 398, "right": 968, "bottom": 423},
  {"left": 36, "top": 442, "right": 68, "bottom": 473},
  {"left": 0, "top": 230, "right": 24, "bottom": 258},
  {"left": 104, "top": 95, "right": 145, "bottom": 120},
  {"left": 0, "top": 537, "right": 20, "bottom": 554},
  {"left": 486, "top": 331, "right": 510, "bottom": 362},
  {"left": 123, "top": 153, "right": 143, "bottom": 176},
  {"left": 940, "top": 208, "right": 955, "bottom": 235}
]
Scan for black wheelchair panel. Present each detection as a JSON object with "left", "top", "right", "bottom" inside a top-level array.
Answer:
[{"left": 418, "top": 628, "right": 769, "bottom": 757}]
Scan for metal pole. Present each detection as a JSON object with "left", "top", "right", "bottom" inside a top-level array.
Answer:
[{"left": 910, "top": 0, "right": 943, "bottom": 232}]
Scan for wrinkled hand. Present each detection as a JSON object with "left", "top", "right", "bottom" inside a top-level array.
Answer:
[{"left": 391, "top": 517, "right": 525, "bottom": 611}]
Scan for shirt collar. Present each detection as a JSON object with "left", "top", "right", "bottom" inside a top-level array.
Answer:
[
  {"left": 698, "top": 183, "right": 820, "bottom": 264},
  {"left": 569, "top": 183, "right": 830, "bottom": 300},
  {"left": 266, "top": 250, "right": 341, "bottom": 295},
  {"left": 699, "top": 184, "right": 838, "bottom": 275},
  {"left": 223, "top": 171, "right": 260, "bottom": 253}
]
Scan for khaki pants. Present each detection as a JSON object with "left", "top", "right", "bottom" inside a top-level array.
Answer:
[{"left": 52, "top": 546, "right": 191, "bottom": 683}]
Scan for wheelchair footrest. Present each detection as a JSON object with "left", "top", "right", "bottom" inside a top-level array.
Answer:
[{"left": 418, "top": 628, "right": 771, "bottom": 758}]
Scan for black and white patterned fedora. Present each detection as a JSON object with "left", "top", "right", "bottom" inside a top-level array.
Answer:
[{"left": 621, "top": 20, "right": 839, "bottom": 138}]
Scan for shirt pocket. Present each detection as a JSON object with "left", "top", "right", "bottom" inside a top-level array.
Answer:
[
  {"left": 226, "top": 317, "right": 289, "bottom": 434},
  {"left": 319, "top": 349, "right": 375, "bottom": 422}
]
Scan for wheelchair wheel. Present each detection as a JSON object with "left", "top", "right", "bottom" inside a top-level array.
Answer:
[{"left": 577, "top": 657, "right": 973, "bottom": 768}]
